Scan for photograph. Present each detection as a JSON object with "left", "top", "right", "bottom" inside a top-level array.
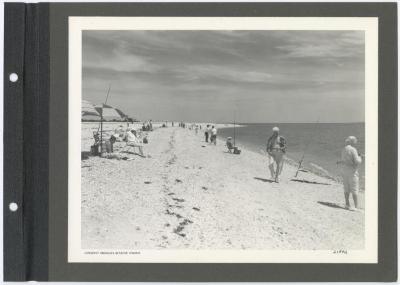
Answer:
[{"left": 69, "top": 17, "right": 378, "bottom": 263}]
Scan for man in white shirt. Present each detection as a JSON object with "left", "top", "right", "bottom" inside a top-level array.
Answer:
[
  {"left": 211, "top": 126, "right": 217, "bottom": 145},
  {"left": 337, "top": 136, "right": 363, "bottom": 210}
]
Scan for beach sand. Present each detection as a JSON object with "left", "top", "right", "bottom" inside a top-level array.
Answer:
[{"left": 81, "top": 124, "right": 364, "bottom": 250}]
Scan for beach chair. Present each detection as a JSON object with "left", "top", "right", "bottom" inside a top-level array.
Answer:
[{"left": 123, "top": 141, "right": 142, "bottom": 154}]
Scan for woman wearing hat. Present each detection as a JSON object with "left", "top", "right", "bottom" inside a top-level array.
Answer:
[
  {"left": 266, "top": 126, "right": 286, "bottom": 182},
  {"left": 337, "top": 136, "right": 363, "bottom": 210}
]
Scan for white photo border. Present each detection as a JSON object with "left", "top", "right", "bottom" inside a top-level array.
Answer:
[{"left": 68, "top": 17, "right": 378, "bottom": 263}]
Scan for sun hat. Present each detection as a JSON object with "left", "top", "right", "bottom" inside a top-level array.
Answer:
[
  {"left": 345, "top": 136, "right": 357, "bottom": 145},
  {"left": 272, "top": 126, "right": 280, "bottom": 132}
]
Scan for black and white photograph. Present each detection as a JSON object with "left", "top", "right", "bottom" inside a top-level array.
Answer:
[{"left": 69, "top": 17, "right": 378, "bottom": 263}]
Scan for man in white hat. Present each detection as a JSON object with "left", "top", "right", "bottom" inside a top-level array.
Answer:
[
  {"left": 337, "top": 136, "right": 363, "bottom": 210},
  {"left": 266, "top": 126, "right": 286, "bottom": 182}
]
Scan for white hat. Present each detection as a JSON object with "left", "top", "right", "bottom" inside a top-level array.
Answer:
[
  {"left": 345, "top": 136, "right": 357, "bottom": 145},
  {"left": 272, "top": 126, "right": 280, "bottom": 132}
]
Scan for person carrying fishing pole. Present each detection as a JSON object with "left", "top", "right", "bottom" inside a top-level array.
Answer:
[{"left": 266, "top": 126, "right": 287, "bottom": 183}]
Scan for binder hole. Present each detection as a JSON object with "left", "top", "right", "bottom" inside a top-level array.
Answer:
[
  {"left": 9, "top": 202, "right": 18, "bottom": 212},
  {"left": 9, "top": 73, "right": 18, "bottom": 82}
]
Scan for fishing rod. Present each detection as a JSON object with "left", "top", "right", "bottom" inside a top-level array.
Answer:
[
  {"left": 233, "top": 110, "right": 236, "bottom": 147},
  {"left": 97, "top": 84, "right": 112, "bottom": 132},
  {"left": 98, "top": 84, "right": 112, "bottom": 154},
  {"left": 294, "top": 118, "right": 320, "bottom": 178}
]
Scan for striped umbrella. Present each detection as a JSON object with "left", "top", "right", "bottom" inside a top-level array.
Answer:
[{"left": 94, "top": 103, "right": 125, "bottom": 121}]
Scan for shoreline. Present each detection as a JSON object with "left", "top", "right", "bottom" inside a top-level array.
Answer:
[{"left": 216, "top": 124, "right": 363, "bottom": 189}]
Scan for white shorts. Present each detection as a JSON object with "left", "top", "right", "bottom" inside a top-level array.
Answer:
[
  {"left": 268, "top": 150, "right": 284, "bottom": 164},
  {"left": 342, "top": 172, "right": 359, "bottom": 194}
]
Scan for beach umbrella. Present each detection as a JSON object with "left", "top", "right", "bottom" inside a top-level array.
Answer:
[
  {"left": 94, "top": 103, "right": 125, "bottom": 121},
  {"left": 82, "top": 100, "right": 101, "bottom": 121},
  {"left": 115, "top": 108, "right": 130, "bottom": 121}
]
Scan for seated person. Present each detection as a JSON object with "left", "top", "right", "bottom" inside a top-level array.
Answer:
[
  {"left": 226, "top": 137, "right": 234, "bottom": 153},
  {"left": 126, "top": 129, "right": 145, "bottom": 157},
  {"left": 113, "top": 125, "right": 126, "bottom": 141},
  {"left": 105, "top": 135, "right": 116, "bottom": 153},
  {"left": 93, "top": 131, "right": 100, "bottom": 145}
]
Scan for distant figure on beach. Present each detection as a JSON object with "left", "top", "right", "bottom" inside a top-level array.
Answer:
[
  {"left": 205, "top": 124, "right": 210, "bottom": 142},
  {"left": 126, "top": 129, "right": 145, "bottom": 157},
  {"left": 226, "top": 137, "right": 234, "bottom": 153},
  {"left": 337, "top": 136, "right": 362, "bottom": 210},
  {"left": 266, "top": 127, "right": 286, "bottom": 182},
  {"left": 211, "top": 126, "right": 217, "bottom": 145},
  {"left": 195, "top": 125, "right": 199, "bottom": 135},
  {"left": 115, "top": 124, "right": 124, "bottom": 134}
]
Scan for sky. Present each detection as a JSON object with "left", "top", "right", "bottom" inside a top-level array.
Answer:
[{"left": 82, "top": 30, "right": 365, "bottom": 123}]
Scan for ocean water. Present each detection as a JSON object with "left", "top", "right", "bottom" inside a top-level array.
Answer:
[{"left": 218, "top": 123, "right": 365, "bottom": 189}]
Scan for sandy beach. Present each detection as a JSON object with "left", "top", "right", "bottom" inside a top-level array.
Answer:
[{"left": 81, "top": 124, "right": 364, "bottom": 250}]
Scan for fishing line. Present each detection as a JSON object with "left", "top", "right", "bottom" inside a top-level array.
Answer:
[{"left": 294, "top": 117, "right": 320, "bottom": 178}]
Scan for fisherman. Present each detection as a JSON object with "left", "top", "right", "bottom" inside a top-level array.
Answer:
[
  {"left": 337, "top": 136, "right": 362, "bottom": 210},
  {"left": 266, "top": 126, "right": 286, "bottom": 182},
  {"left": 205, "top": 124, "right": 210, "bottom": 142}
]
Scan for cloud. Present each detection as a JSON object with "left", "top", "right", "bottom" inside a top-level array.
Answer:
[
  {"left": 84, "top": 52, "right": 159, "bottom": 73},
  {"left": 276, "top": 31, "right": 364, "bottom": 58},
  {"left": 82, "top": 30, "right": 365, "bottom": 122},
  {"left": 178, "top": 65, "right": 272, "bottom": 83}
]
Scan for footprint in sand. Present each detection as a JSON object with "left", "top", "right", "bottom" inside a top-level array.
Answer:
[
  {"left": 172, "top": 198, "right": 185, "bottom": 203},
  {"left": 175, "top": 179, "right": 183, "bottom": 183},
  {"left": 202, "top": 186, "right": 208, "bottom": 190},
  {"left": 192, "top": 207, "right": 200, "bottom": 211},
  {"left": 144, "top": 181, "right": 151, "bottom": 184}
]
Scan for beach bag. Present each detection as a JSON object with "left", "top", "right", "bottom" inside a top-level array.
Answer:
[
  {"left": 279, "top": 136, "right": 287, "bottom": 153},
  {"left": 143, "top": 137, "right": 148, "bottom": 144},
  {"left": 233, "top": 147, "right": 241, "bottom": 155}
]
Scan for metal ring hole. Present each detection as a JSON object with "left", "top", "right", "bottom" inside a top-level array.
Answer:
[
  {"left": 9, "top": 202, "right": 18, "bottom": 212},
  {"left": 9, "top": 73, "right": 18, "bottom": 82}
]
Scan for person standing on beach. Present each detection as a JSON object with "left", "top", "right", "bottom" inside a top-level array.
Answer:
[
  {"left": 211, "top": 126, "right": 217, "bottom": 145},
  {"left": 266, "top": 127, "right": 286, "bottom": 182},
  {"left": 337, "top": 136, "right": 362, "bottom": 210},
  {"left": 205, "top": 124, "right": 210, "bottom": 142}
]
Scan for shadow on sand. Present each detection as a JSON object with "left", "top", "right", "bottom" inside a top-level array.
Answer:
[
  {"left": 254, "top": 177, "right": 276, "bottom": 183},
  {"left": 120, "top": 150, "right": 145, "bottom": 157},
  {"left": 291, "top": 178, "right": 331, "bottom": 185},
  {"left": 81, "top": 151, "right": 91, "bottom": 160},
  {"left": 318, "top": 201, "right": 348, "bottom": 210}
]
